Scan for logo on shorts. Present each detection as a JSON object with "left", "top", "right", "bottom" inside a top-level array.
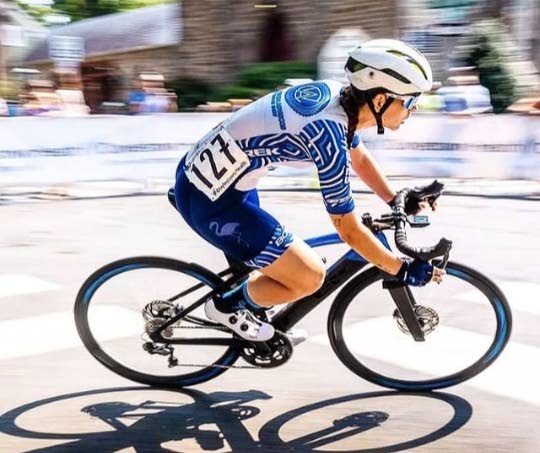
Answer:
[
  {"left": 209, "top": 221, "right": 249, "bottom": 247},
  {"left": 284, "top": 82, "right": 331, "bottom": 117},
  {"left": 273, "top": 227, "right": 292, "bottom": 248}
]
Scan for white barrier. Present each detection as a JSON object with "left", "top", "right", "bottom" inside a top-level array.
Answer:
[
  {"left": 361, "top": 114, "right": 540, "bottom": 180},
  {"left": 0, "top": 114, "right": 224, "bottom": 186},
  {"left": 0, "top": 113, "right": 538, "bottom": 187}
]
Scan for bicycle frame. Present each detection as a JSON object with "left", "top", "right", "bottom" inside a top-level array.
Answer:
[
  {"left": 272, "top": 232, "right": 375, "bottom": 332},
  {"left": 149, "top": 228, "right": 427, "bottom": 345}
]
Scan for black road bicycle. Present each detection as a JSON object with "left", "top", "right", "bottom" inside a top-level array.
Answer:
[{"left": 75, "top": 181, "right": 512, "bottom": 391}]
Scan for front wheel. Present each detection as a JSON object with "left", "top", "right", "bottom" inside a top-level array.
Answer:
[
  {"left": 75, "top": 256, "right": 240, "bottom": 388},
  {"left": 328, "top": 261, "right": 512, "bottom": 391}
]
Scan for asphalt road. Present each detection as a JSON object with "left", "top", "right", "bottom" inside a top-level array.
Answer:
[{"left": 1, "top": 191, "right": 539, "bottom": 452}]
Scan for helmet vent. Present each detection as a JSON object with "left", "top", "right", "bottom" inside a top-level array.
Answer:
[
  {"left": 345, "top": 57, "right": 367, "bottom": 73},
  {"left": 381, "top": 68, "right": 411, "bottom": 84},
  {"left": 409, "top": 61, "right": 427, "bottom": 79},
  {"left": 386, "top": 50, "right": 428, "bottom": 79}
]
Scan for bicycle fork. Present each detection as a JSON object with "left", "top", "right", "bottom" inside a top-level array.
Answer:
[
  {"left": 385, "top": 284, "right": 425, "bottom": 342},
  {"left": 382, "top": 250, "right": 451, "bottom": 342}
]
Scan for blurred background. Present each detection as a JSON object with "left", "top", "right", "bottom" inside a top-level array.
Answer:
[
  {"left": 0, "top": 0, "right": 538, "bottom": 115},
  {"left": 0, "top": 0, "right": 539, "bottom": 187}
]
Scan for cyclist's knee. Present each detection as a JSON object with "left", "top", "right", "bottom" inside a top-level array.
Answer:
[
  {"left": 294, "top": 261, "right": 326, "bottom": 297},
  {"left": 260, "top": 239, "right": 326, "bottom": 298}
]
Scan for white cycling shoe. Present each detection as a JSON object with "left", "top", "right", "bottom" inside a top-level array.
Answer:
[{"left": 205, "top": 299, "right": 275, "bottom": 342}]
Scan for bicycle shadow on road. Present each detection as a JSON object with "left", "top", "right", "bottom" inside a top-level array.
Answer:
[
  {"left": 259, "top": 391, "right": 473, "bottom": 452},
  {"left": 0, "top": 387, "right": 472, "bottom": 452}
]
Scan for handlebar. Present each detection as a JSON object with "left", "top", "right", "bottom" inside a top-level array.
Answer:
[{"left": 391, "top": 180, "right": 453, "bottom": 261}]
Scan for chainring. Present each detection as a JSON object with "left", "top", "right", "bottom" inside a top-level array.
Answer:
[{"left": 240, "top": 332, "right": 293, "bottom": 368}]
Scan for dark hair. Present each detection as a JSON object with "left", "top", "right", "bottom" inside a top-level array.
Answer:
[{"left": 339, "top": 86, "right": 387, "bottom": 148}]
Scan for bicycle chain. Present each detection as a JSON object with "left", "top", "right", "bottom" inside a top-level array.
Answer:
[{"left": 156, "top": 323, "right": 289, "bottom": 370}]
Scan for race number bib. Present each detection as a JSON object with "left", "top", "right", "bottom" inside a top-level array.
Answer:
[{"left": 185, "top": 128, "right": 249, "bottom": 201}]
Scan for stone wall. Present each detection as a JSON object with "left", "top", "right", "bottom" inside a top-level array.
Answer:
[
  {"left": 175, "top": 0, "right": 399, "bottom": 84},
  {"left": 25, "top": 1, "right": 400, "bottom": 90}
]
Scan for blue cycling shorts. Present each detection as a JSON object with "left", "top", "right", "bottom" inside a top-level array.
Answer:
[{"left": 174, "top": 164, "right": 294, "bottom": 269}]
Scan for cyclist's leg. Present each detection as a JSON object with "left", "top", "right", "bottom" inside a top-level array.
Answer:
[
  {"left": 175, "top": 173, "right": 323, "bottom": 340},
  {"left": 247, "top": 240, "right": 325, "bottom": 306},
  {"left": 239, "top": 189, "right": 325, "bottom": 307},
  {"left": 176, "top": 179, "right": 325, "bottom": 306},
  {"left": 220, "top": 222, "right": 325, "bottom": 306},
  {"left": 174, "top": 175, "right": 277, "bottom": 340}
]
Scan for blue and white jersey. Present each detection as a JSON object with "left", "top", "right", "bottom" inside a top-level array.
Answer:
[{"left": 191, "top": 80, "right": 360, "bottom": 215}]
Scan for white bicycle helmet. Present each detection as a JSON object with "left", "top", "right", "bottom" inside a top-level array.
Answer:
[
  {"left": 345, "top": 39, "right": 433, "bottom": 95},
  {"left": 344, "top": 39, "right": 433, "bottom": 134}
]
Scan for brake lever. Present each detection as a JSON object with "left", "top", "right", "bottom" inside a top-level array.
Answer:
[
  {"left": 435, "top": 246, "right": 452, "bottom": 270},
  {"left": 410, "top": 180, "right": 444, "bottom": 209},
  {"left": 426, "top": 194, "right": 440, "bottom": 209}
]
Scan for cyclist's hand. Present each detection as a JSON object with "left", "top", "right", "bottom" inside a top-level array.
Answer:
[
  {"left": 396, "top": 258, "right": 445, "bottom": 286},
  {"left": 417, "top": 195, "right": 438, "bottom": 213},
  {"left": 389, "top": 194, "right": 438, "bottom": 215},
  {"left": 389, "top": 182, "right": 442, "bottom": 215}
]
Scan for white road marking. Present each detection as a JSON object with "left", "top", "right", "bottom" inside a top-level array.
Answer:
[
  {"left": 456, "top": 280, "right": 540, "bottom": 316},
  {"left": 0, "top": 274, "right": 61, "bottom": 299},
  {"left": 0, "top": 306, "right": 142, "bottom": 360},
  {"left": 311, "top": 317, "right": 540, "bottom": 405}
]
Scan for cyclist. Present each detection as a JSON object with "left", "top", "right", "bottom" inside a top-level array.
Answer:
[{"left": 173, "top": 39, "right": 445, "bottom": 342}]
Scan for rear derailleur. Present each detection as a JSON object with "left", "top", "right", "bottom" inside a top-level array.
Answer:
[
  {"left": 142, "top": 300, "right": 182, "bottom": 367},
  {"left": 142, "top": 342, "right": 179, "bottom": 367}
]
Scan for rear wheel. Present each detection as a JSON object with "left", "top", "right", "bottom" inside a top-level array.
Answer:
[
  {"left": 75, "top": 256, "right": 240, "bottom": 388},
  {"left": 328, "top": 261, "right": 512, "bottom": 391}
]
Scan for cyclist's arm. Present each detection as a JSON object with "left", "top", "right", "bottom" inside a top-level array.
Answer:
[
  {"left": 330, "top": 211, "right": 402, "bottom": 275},
  {"left": 305, "top": 121, "right": 401, "bottom": 275},
  {"left": 350, "top": 141, "right": 395, "bottom": 204}
]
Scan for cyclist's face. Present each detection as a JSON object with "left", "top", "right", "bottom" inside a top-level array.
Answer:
[{"left": 373, "top": 94, "right": 417, "bottom": 131}]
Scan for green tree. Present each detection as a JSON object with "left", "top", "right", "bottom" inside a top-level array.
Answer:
[
  {"left": 466, "top": 19, "right": 517, "bottom": 113},
  {"left": 17, "top": 0, "right": 174, "bottom": 24}
]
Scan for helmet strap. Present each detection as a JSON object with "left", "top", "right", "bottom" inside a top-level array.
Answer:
[{"left": 366, "top": 95, "right": 394, "bottom": 135}]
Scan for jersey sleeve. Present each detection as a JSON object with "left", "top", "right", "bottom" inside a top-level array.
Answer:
[{"left": 301, "top": 120, "right": 355, "bottom": 215}]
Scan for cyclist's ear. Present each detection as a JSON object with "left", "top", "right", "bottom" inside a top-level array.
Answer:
[{"left": 372, "top": 93, "right": 387, "bottom": 112}]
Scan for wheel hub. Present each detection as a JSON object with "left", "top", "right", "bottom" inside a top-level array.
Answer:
[{"left": 393, "top": 305, "right": 439, "bottom": 336}]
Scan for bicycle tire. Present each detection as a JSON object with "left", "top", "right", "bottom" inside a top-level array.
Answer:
[
  {"left": 74, "top": 256, "right": 240, "bottom": 388},
  {"left": 327, "top": 261, "right": 512, "bottom": 391}
]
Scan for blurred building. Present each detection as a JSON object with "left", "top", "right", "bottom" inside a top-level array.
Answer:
[
  {"left": 19, "top": 0, "right": 538, "bottom": 105},
  {"left": 176, "top": 0, "right": 399, "bottom": 82},
  {"left": 22, "top": 3, "right": 181, "bottom": 111},
  {"left": 22, "top": 0, "right": 399, "bottom": 87},
  {"left": 0, "top": 1, "right": 46, "bottom": 80}
]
